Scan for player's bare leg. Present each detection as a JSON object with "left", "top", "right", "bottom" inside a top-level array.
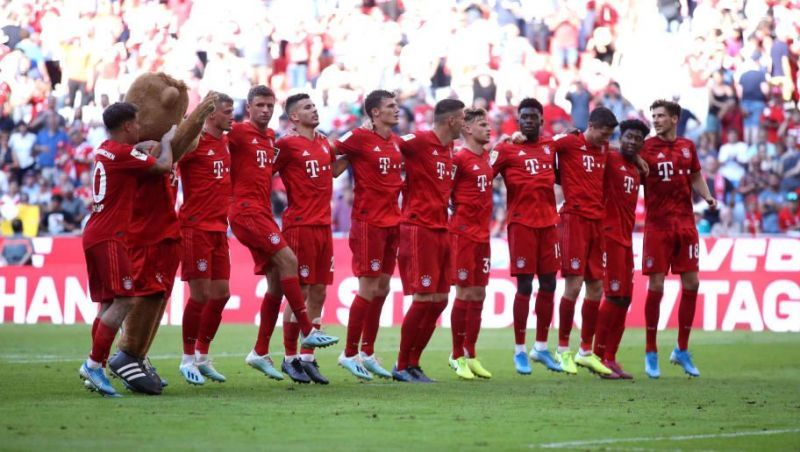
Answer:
[
  {"left": 670, "top": 271, "right": 701, "bottom": 377},
  {"left": 247, "top": 268, "right": 284, "bottom": 380},
  {"left": 528, "top": 273, "right": 562, "bottom": 372},
  {"left": 645, "top": 272, "right": 666, "bottom": 378},
  {"left": 450, "top": 285, "right": 489, "bottom": 379},
  {"left": 512, "top": 274, "right": 533, "bottom": 374}
]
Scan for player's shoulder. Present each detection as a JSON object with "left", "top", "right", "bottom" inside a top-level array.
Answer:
[
  {"left": 552, "top": 132, "right": 578, "bottom": 143},
  {"left": 674, "top": 136, "right": 695, "bottom": 148}
]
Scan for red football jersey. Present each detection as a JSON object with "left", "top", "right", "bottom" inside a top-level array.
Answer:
[
  {"left": 641, "top": 136, "right": 701, "bottom": 231},
  {"left": 399, "top": 130, "right": 454, "bottom": 230},
  {"left": 553, "top": 133, "right": 608, "bottom": 220},
  {"left": 603, "top": 151, "right": 640, "bottom": 247},
  {"left": 82, "top": 140, "right": 156, "bottom": 249},
  {"left": 273, "top": 133, "right": 334, "bottom": 228},
  {"left": 127, "top": 166, "right": 180, "bottom": 247},
  {"left": 491, "top": 139, "right": 559, "bottom": 228},
  {"left": 228, "top": 121, "right": 276, "bottom": 214},
  {"left": 450, "top": 148, "right": 493, "bottom": 242},
  {"left": 178, "top": 131, "right": 231, "bottom": 232},
  {"left": 335, "top": 128, "right": 404, "bottom": 227}
]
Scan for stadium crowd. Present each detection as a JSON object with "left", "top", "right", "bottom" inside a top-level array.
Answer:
[{"left": 1, "top": 0, "right": 799, "bottom": 242}]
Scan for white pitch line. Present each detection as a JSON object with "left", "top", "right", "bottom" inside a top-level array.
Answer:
[{"left": 534, "top": 428, "right": 800, "bottom": 449}]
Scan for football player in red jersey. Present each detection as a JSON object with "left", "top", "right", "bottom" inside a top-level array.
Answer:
[
  {"left": 114, "top": 93, "right": 218, "bottom": 391},
  {"left": 392, "top": 98, "right": 465, "bottom": 383},
  {"left": 641, "top": 99, "right": 716, "bottom": 378},
  {"left": 491, "top": 98, "right": 563, "bottom": 375},
  {"left": 273, "top": 93, "right": 339, "bottom": 384},
  {"left": 551, "top": 107, "right": 620, "bottom": 376},
  {"left": 592, "top": 119, "right": 649, "bottom": 379},
  {"left": 448, "top": 107, "right": 493, "bottom": 380},
  {"left": 230, "top": 86, "right": 338, "bottom": 383},
  {"left": 79, "top": 102, "right": 175, "bottom": 397},
  {"left": 176, "top": 93, "right": 235, "bottom": 385},
  {"left": 333, "top": 90, "right": 404, "bottom": 381}
]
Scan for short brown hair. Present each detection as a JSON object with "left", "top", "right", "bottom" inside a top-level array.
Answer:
[
  {"left": 650, "top": 99, "right": 681, "bottom": 118},
  {"left": 247, "top": 85, "right": 275, "bottom": 104},
  {"left": 464, "top": 107, "right": 487, "bottom": 123}
]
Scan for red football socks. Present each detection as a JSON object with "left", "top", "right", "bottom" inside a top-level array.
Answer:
[
  {"left": 464, "top": 300, "right": 484, "bottom": 358},
  {"left": 182, "top": 298, "right": 204, "bottom": 355},
  {"left": 281, "top": 277, "right": 313, "bottom": 335},
  {"left": 408, "top": 301, "right": 447, "bottom": 367},
  {"left": 450, "top": 299, "right": 468, "bottom": 359},
  {"left": 345, "top": 295, "right": 370, "bottom": 357},
  {"left": 360, "top": 295, "right": 387, "bottom": 356},
  {"left": 645, "top": 289, "right": 663, "bottom": 353},
  {"left": 579, "top": 298, "right": 601, "bottom": 352},
  {"left": 535, "top": 291, "right": 555, "bottom": 342},
  {"left": 593, "top": 300, "right": 614, "bottom": 358},
  {"left": 90, "top": 321, "right": 118, "bottom": 364},
  {"left": 513, "top": 293, "right": 531, "bottom": 345},
  {"left": 254, "top": 293, "right": 282, "bottom": 356},
  {"left": 396, "top": 301, "right": 427, "bottom": 369},
  {"left": 606, "top": 303, "right": 629, "bottom": 361},
  {"left": 558, "top": 297, "right": 576, "bottom": 348},
  {"left": 283, "top": 320, "right": 300, "bottom": 356},
  {"left": 195, "top": 297, "right": 229, "bottom": 355},
  {"left": 677, "top": 289, "right": 698, "bottom": 351}
]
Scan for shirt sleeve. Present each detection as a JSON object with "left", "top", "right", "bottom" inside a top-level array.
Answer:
[
  {"left": 690, "top": 141, "right": 701, "bottom": 173},
  {"left": 272, "top": 139, "right": 288, "bottom": 174},
  {"left": 398, "top": 133, "right": 417, "bottom": 157},
  {"left": 490, "top": 143, "right": 506, "bottom": 175},
  {"left": 119, "top": 146, "right": 157, "bottom": 171}
]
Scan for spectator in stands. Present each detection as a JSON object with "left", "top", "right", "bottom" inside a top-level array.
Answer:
[
  {"left": 60, "top": 184, "right": 87, "bottom": 225},
  {"left": 718, "top": 129, "right": 748, "bottom": 184},
  {"left": 759, "top": 173, "right": 786, "bottom": 234},
  {"left": 566, "top": 80, "right": 591, "bottom": 131},
  {"left": 39, "top": 193, "right": 78, "bottom": 235},
  {"left": 8, "top": 122, "right": 36, "bottom": 184},
  {"left": 706, "top": 69, "right": 737, "bottom": 135},
  {"left": 780, "top": 134, "right": 800, "bottom": 194},
  {"left": 34, "top": 114, "right": 68, "bottom": 180},
  {"left": 1, "top": 218, "right": 33, "bottom": 265},
  {"left": 737, "top": 58, "right": 769, "bottom": 145},
  {"left": 778, "top": 192, "right": 800, "bottom": 233}
]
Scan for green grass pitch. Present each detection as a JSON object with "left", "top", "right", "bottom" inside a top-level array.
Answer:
[{"left": 0, "top": 325, "right": 798, "bottom": 451}]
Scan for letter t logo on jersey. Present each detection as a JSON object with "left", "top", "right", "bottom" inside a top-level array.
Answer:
[
  {"left": 476, "top": 174, "right": 488, "bottom": 192},
  {"left": 213, "top": 160, "right": 224, "bottom": 179},
  {"left": 524, "top": 158, "right": 539, "bottom": 175},
  {"left": 436, "top": 161, "right": 446, "bottom": 180},
  {"left": 657, "top": 161, "right": 674, "bottom": 181},
  {"left": 306, "top": 160, "right": 320, "bottom": 178},
  {"left": 582, "top": 155, "right": 595, "bottom": 172},
  {"left": 623, "top": 175, "right": 635, "bottom": 193},
  {"left": 256, "top": 150, "right": 268, "bottom": 168},
  {"left": 378, "top": 157, "right": 390, "bottom": 175}
]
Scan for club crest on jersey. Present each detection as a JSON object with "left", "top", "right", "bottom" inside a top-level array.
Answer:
[
  {"left": 197, "top": 259, "right": 208, "bottom": 272},
  {"left": 610, "top": 280, "right": 620, "bottom": 292},
  {"left": 420, "top": 274, "right": 432, "bottom": 287},
  {"left": 370, "top": 259, "right": 382, "bottom": 272},
  {"left": 516, "top": 257, "right": 526, "bottom": 269},
  {"left": 646, "top": 256, "right": 654, "bottom": 268},
  {"left": 122, "top": 276, "right": 133, "bottom": 291},
  {"left": 570, "top": 258, "right": 581, "bottom": 270},
  {"left": 155, "top": 273, "right": 164, "bottom": 283},
  {"left": 268, "top": 233, "right": 281, "bottom": 245},
  {"left": 543, "top": 145, "right": 551, "bottom": 155},
  {"left": 299, "top": 265, "right": 311, "bottom": 278},
  {"left": 681, "top": 148, "right": 691, "bottom": 159},
  {"left": 457, "top": 268, "right": 469, "bottom": 281}
]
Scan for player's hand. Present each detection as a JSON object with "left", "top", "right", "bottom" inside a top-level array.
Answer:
[
  {"left": 510, "top": 131, "right": 525, "bottom": 144},
  {"left": 566, "top": 127, "right": 581, "bottom": 135},
  {"left": 635, "top": 157, "right": 649, "bottom": 177},
  {"left": 705, "top": 196, "right": 718, "bottom": 210},
  {"left": 161, "top": 125, "right": 177, "bottom": 144},
  {"left": 135, "top": 140, "right": 160, "bottom": 156},
  {"left": 198, "top": 91, "right": 218, "bottom": 116},
  {"left": 359, "top": 118, "right": 374, "bottom": 131}
]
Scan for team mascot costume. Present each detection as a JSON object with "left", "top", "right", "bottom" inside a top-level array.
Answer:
[{"left": 117, "top": 72, "right": 216, "bottom": 361}]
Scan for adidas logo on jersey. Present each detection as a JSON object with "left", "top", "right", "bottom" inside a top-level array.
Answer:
[
  {"left": 251, "top": 138, "right": 258, "bottom": 144},
  {"left": 580, "top": 145, "right": 587, "bottom": 151},
  {"left": 207, "top": 149, "right": 215, "bottom": 156},
  {"left": 657, "top": 152, "right": 666, "bottom": 159},
  {"left": 518, "top": 150, "right": 526, "bottom": 156},
  {"left": 373, "top": 146, "right": 381, "bottom": 152},
  {"left": 432, "top": 150, "right": 439, "bottom": 156},
  {"left": 302, "top": 150, "right": 311, "bottom": 157},
  {"left": 472, "top": 164, "right": 480, "bottom": 170}
]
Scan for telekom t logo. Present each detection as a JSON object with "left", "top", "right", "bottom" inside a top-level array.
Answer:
[
  {"left": 582, "top": 155, "right": 595, "bottom": 172},
  {"left": 657, "top": 161, "right": 674, "bottom": 181},
  {"left": 306, "top": 160, "right": 320, "bottom": 178},
  {"left": 256, "top": 150, "right": 268, "bottom": 168},
  {"left": 213, "top": 160, "right": 224, "bottom": 179},
  {"left": 436, "top": 161, "right": 446, "bottom": 180},
  {"left": 623, "top": 175, "right": 635, "bottom": 193},
  {"left": 477, "top": 174, "right": 488, "bottom": 192},
  {"left": 378, "top": 157, "right": 390, "bottom": 175},
  {"left": 524, "top": 158, "right": 539, "bottom": 175}
]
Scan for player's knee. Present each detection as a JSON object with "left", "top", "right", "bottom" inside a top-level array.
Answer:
[
  {"left": 471, "top": 287, "right": 486, "bottom": 300},
  {"left": 586, "top": 280, "right": 603, "bottom": 300},
  {"left": 538, "top": 273, "right": 557, "bottom": 293},
  {"left": 681, "top": 273, "right": 700, "bottom": 291},
  {"left": 273, "top": 249, "right": 298, "bottom": 275},
  {"left": 516, "top": 275, "right": 533, "bottom": 296}
]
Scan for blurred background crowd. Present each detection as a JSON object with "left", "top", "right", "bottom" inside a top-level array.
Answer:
[{"left": 1, "top": 0, "right": 799, "bottom": 245}]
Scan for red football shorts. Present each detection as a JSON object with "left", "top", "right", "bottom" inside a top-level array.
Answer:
[
  {"left": 507, "top": 223, "right": 559, "bottom": 276},
  {"left": 180, "top": 228, "right": 231, "bottom": 281},
  {"left": 642, "top": 227, "right": 700, "bottom": 275},
  {"left": 230, "top": 211, "right": 288, "bottom": 275},
  {"left": 397, "top": 224, "right": 451, "bottom": 295},
  {"left": 84, "top": 240, "right": 135, "bottom": 303},
  {"left": 129, "top": 238, "right": 181, "bottom": 297},
  {"left": 283, "top": 225, "right": 334, "bottom": 285},
  {"left": 559, "top": 213, "right": 605, "bottom": 280},
  {"left": 451, "top": 234, "right": 490, "bottom": 287},
  {"left": 349, "top": 219, "right": 399, "bottom": 277},
  {"left": 603, "top": 239, "right": 634, "bottom": 297}
]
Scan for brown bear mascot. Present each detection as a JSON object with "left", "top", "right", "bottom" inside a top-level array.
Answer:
[{"left": 116, "top": 72, "right": 217, "bottom": 363}]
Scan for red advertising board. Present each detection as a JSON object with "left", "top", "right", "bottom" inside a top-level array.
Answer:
[{"left": 1, "top": 236, "right": 798, "bottom": 332}]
